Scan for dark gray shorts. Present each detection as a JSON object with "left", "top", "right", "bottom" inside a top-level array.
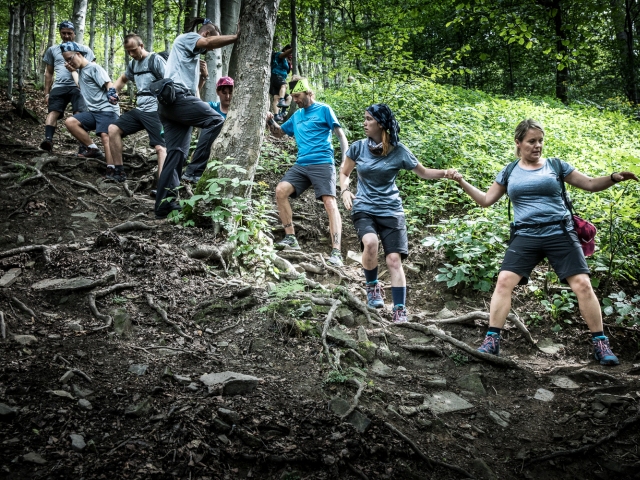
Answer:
[
  {"left": 48, "top": 85, "right": 87, "bottom": 114},
  {"left": 74, "top": 111, "right": 119, "bottom": 135},
  {"left": 352, "top": 212, "right": 409, "bottom": 260},
  {"left": 501, "top": 231, "right": 590, "bottom": 284},
  {"left": 280, "top": 163, "right": 336, "bottom": 200},
  {"left": 113, "top": 109, "right": 165, "bottom": 147}
]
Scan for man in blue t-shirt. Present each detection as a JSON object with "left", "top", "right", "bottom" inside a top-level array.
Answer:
[
  {"left": 270, "top": 45, "right": 292, "bottom": 115},
  {"left": 265, "top": 76, "right": 348, "bottom": 266}
]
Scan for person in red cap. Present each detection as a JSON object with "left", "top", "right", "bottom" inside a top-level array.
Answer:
[
  {"left": 451, "top": 119, "right": 638, "bottom": 366},
  {"left": 207, "top": 76, "right": 234, "bottom": 119}
]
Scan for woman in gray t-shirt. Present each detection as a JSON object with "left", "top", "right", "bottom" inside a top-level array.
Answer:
[
  {"left": 339, "top": 104, "right": 458, "bottom": 323},
  {"left": 453, "top": 118, "right": 637, "bottom": 365}
]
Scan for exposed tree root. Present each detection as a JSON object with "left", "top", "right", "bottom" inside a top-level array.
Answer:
[
  {"left": 345, "top": 348, "right": 367, "bottom": 364},
  {"left": 72, "top": 369, "right": 93, "bottom": 383},
  {"left": 346, "top": 463, "right": 370, "bottom": 480},
  {"left": 333, "top": 285, "right": 388, "bottom": 328},
  {"left": 321, "top": 299, "right": 342, "bottom": 369},
  {"left": 8, "top": 185, "right": 49, "bottom": 219},
  {"left": 0, "top": 244, "right": 64, "bottom": 264},
  {"left": 212, "top": 319, "right": 242, "bottom": 336},
  {"left": 0, "top": 311, "right": 5, "bottom": 339},
  {"left": 109, "top": 221, "right": 156, "bottom": 233},
  {"left": 186, "top": 242, "right": 236, "bottom": 273},
  {"left": 340, "top": 378, "right": 365, "bottom": 419},
  {"left": 508, "top": 312, "right": 537, "bottom": 345},
  {"left": 90, "top": 283, "right": 136, "bottom": 330},
  {"left": 49, "top": 171, "right": 106, "bottom": 197},
  {"left": 11, "top": 296, "right": 37, "bottom": 319},
  {"left": 146, "top": 294, "right": 193, "bottom": 340},
  {"left": 273, "top": 254, "right": 298, "bottom": 275},
  {"left": 399, "top": 344, "right": 443, "bottom": 356}
]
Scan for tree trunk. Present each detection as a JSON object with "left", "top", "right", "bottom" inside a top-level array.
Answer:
[
  {"left": 16, "top": 3, "right": 27, "bottom": 115},
  {"left": 88, "top": 0, "right": 97, "bottom": 52},
  {"left": 220, "top": 0, "right": 241, "bottom": 76},
  {"left": 7, "top": 5, "right": 16, "bottom": 100},
  {"left": 72, "top": 0, "right": 88, "bottom": 45},
  {"left": 319, "top": 0, "right": 328, "bottom": 88},
  {"left": 147, "top": 0, "right": 155, "bottom": 51},
  {"left": 183, "top": 0, "right": 197, "bottom": 32},
  {"left": 109, "top": 25, "right": 115, "bottom": 77},
  {"left": 202, "top": 0, "right": 221, "bottom": 102},
  {"left": 164, "top": 0, "right": 171, "bottom": 51},
  {"left": 103, "top": 15, "right": 109, "bottom": 69},
  {"left": 198, "top": 0, "right": 282, "bottom": 200},
  {"left": 290, "top": 0, "right": 298, "bottom": 76},
  {"left": 611, "top": 0, "right": 638, "bottom": 104}
]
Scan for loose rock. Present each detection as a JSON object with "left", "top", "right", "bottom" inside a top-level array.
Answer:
[
  {"left": 199, "top": 371, "right": 261, "bottom": 395},
  {"left": 69, "top": 433, "right": 86, "bottom": 452},
  {"left": 13, "top": 335, "right": 37, "bottom": 346},
  {"left": 371, "top": 359, "right": 393, "bottom": 378},
  {"left": 0, "top": 403, "right": 18, "bottom": 419},
  {"left": 23, "top": 452, "right": 46, "bottom": 464},
  {"left": 423, "top": 391, "right": 473, "bottom": 414},
  {"left": 457, "top": 373, "right": 487, "bottom": 396},
  {"left": 78, "top": 399, "right": 92, "bottom": 410},
  {"left": 534, "top": 388, "right": 554, "bottom": 402},
  {"left": 551, "top": 376, "right": 580, "bottom": 389},
  {"left": 128, "top": 364, "right": 148, "bottom": 375},
  {"left": 488, "top": 410, "right": 510, "bottom": 428}
]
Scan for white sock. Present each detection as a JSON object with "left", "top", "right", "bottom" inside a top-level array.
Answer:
[{"left": 88, "top": 143, "right": 98, "bottom": 149}]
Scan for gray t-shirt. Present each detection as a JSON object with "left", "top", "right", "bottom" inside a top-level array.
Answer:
[
  {"left": 165, "top": 32, "right": 206, "bottom": 95},
  {"left": 346, "top": 139, "right": 419, "bottom": 216},
  {"left": 496, "top": 158, "right": 575, "bottom": 237},
  {"left": 43, "top": 44, "right": 95, "bottom": 89},
  {"left": 125, "top": 53, "right": 166, "bottom": 112},
  {"left": 77, "top": 63, "right": 118, "bottom": 114}
]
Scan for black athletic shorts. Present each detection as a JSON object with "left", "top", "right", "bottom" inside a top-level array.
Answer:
[
  {"left": 280, "top": 163, "right": 336, "bottom": 200},
  {"left": 112, "top": 109, "right": 165, "bottom": 147},
  {"left": 269, "top": 74, "right": 287, "bottom": 96},
  {"left": 73, "top": 111, "right": 119, "bottom": 135},
  {"left": 501, "top": 231, "right": 590, "bottom": 285},
  {"left": 352, "top": 212, "right": 409, "bottom": 260},
  {"left": 48, "top": 85, "right": 87, "bottom": 114}
]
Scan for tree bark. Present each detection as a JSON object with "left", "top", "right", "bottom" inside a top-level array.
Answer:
[
  {"left": 164, "top": 0, "right": 171, "bottom": 51},
  {"left": 290, "top": 0, "right": 298, "bottom": 76},
  {"left": 7, "top": 5, "right": 16, "bottom": 100},
  {"left": 109, "top": 23, "right": 115, "bottom": 77},
  {"left": 611, "top": 0, "right": 638, "bottom": 104},
  {"left": 147, "top": 0, "right": 155, "bottom": 51},
  {"left": 88, "top": 0, "right": 97, "bottom": 52},
  {"left": 72, "top": 0, "right": 88, "bottom": 45},
  {"left": 202, "top": 0, "right": 221, "bottom": 102},
  {"left": 16, "top": 2, "right": 27, "bottom": 115},
  {"left": 220, "top": 0, "right": 241, "bottom": 76},
  {"left": 183, "top": 0, "right": 197, "bottom": 32},
  {"left": 103, "top": 14, "right": 109, "bottom": 70}
]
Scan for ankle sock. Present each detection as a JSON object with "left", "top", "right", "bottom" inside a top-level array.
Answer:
[
  {"left": 488, "top": 327, "right": 502, "bottom": 336},
  {"left": 391, "top": 286, "right": 406, "bottom": 307},
  {"left": 107, "top": 165, "right": 115, "bottom": 170},
  {"left": 88, "top": 143, "right": 98, "bottom": 149},
  {"left": 45, "top": 125, "right": 56, "bottom": 139},
  {"left": 591, "top": 331, "right": 604, "bottom": 339},
  {"left": 364, "top": 267, "right": 378, "bottom": 284}
]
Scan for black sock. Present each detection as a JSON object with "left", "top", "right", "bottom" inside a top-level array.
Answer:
[
  {"left": 488, "top": 327, "right": 502, "bottom": 335},
  {"left": 45, "top": 125, "right": 55, "bottom": 139},
  {"left": 591, "top": 331, "right": 604, "bottom": 338},
  {"left": 363, "top": 266, "right": 378, "bottom": 284}
]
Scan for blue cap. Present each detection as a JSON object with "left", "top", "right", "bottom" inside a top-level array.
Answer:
[
  {"left": 60, "top": 42, "right": 82, "bottom": 53},
  {"left": 58, "top": 20, "right": 75, "bottom": 31}
]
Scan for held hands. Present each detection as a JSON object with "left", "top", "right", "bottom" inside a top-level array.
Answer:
[
  {"left": 341, "top": 190, "right": 355, "bottom": 210},
  {"left": 107, "top": 87, "right": 119, "bottom": 105},
  {"left": 265, "top": 111, "right": 275, "bottom": 126},
  {"left": 443, "top": 168, "right": 463, "bottom": 182},
  {"left": 612, "top": 171, "right": 639, "bottom": 183}
]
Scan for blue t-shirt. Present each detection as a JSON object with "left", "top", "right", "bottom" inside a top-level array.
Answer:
[
  {"left": 346, "top": 140, "right": 418, "bottom": 216},
  {"left": 208, "top": 101, "right": 226, "bottom": 118},
  {"left": 271, "top": 52, "right": 289, "bottom": 78},
  {"left": 496, "top": 158, "right": 575, "bottom": 237},
  {"left": 280, "top": 102, "right": 341, "bottom": 166}
]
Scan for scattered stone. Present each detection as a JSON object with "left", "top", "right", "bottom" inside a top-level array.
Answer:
[
  {"left": 357, "top": 340, "right": 377, "bottom": 363},
  {"left": 218, "top": 408, "right": 239, "bottom": 424},
  {"left": 591, "top": 401, "right": 606, "bottom": 412},
  {"left": 335, "top": 306, "right": 355, "bottom": 327},
  {"left": 67, "top": 322, "right": 83, "bottom": 332},
  {"left": 32, "top": 277, "right": 99, "bottom": 291},
  {"left": 128, "top": 364, "right": 148, "bottom": 376},
  {"left": 435, "top": 308, "right": 455, "bottom": 319},
  {"left": 349, "top": 367, "right": 367, "bottom": 378},
  {"left": 627, "top": 364, "right": 640, "bottom": 375},
  {"left": 125, "top": 398, "right": 152, "bottom": 418},
  {"left": 593, "top": 411, "right": 607, "bottom": 419},
  {"left": 397, "top": 366, "right": 407, "bottom": 372},
  {"left": 534, "top": 388, "right": 554, "bottom": 402},
  {"left": 456, "top": 373, "right": 486, "bottom": 396},
  {"left": 423, "top": 391, "right": 474, "bottom": 414},
  {"left": 186, "top": 383, "right": 199, "bottom": 392},
  {"left": 345, "top": 250, "right": 363, "bottom": 266},
  {"left": 424, "top": 375, "right": 447, "bottom": 387},
  {"left": 60, "top": 371, "right": 74, "bottom": 384},
  {"left": 23, "top": 452, "right": 46, "bottom": 464},
  {"left": 551, "top": 376, "right": 580, "bottom": 390},
  {"left": 0, "top": 268, "right": 22, "bottom": 288},
  {"left": 329, "top": 398, "right": 351, "bottom": 416},
  {"left": 470, "top": 458, "right": 497, "bottom": 480},
  {"left": 17, "top": 235, "right": 25, "bottom": 244},
  {"left": 72, "top": 385, "right": 94, "bottom": 398},
  {"left": 537, "top": 338, "right": 564, "bottom": 355},
  {"left": 0, "top": 403, "right": 18, "bottom": 419},
  {"left": 71, "top": 212, "right": 98, "bottom": 222},
  {"left": 112, "top": 308, "right": 132, "bottom": 336},
  {"left": 78, "top": 399, "right": 92, "bottom": 410},
  {"left": 406, "top": 392, "right": 425, "bottom": 402},
  {"left": 13, "top": 335, "right": 37, "bottom": 346},
  {"left": 326, "top": 327, "right": 357, "bottom": 349},
  {"left": 376, "top": 345, "right": 399, "bottom": 363},
  {"left": 217, "top": 434, "right": 230, "bottom": 445},
  {"left": 173, "top": 374, "right": 192, "bottom": 385},
  {"left": 594, "top": 393, "right": 633, "bottom": 407},
  {"left": 356, "top": 326, "right": 369, "bottom": 343},
  {"left": 156, "top": 348, "right": 180, "bottom": 356},
  {"left": 408, "top": 336, "right": 433, "bottom": 345},
  {"left": 49, "top": 390, "right": 74, "bottom": 400},
  {"left": 444, "top": 300, "right": 458, "bottom": 311},
  {"left": 399, "top": 405, "right": 418, "bottom": 416},
  {"left": 488, "top": 410, "right": 510, "bottom": 428},
  {"left": 211, "top": 417, "right": 231, "bottom": 432},
  {"left": 371, "top": 359, "right": 393, "bottom": 378},
  {"left": 347, "top": 410, "right": 371, "bottom": 433},
  {"left": 162, "top": 367, "right": 173, "bottom": 378},
  {"left": 69, "top": 434, "right": 86, "bottom": 452},
  {"left": 324, "top": 455, "right": 336, "bottom": 465},
  {"left": 199, "top": 371, "right": 261, "bottom": 396}
]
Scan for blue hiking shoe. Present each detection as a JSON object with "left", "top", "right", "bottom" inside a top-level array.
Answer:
[
  {"left": 366, "top": 282, "right": 384, "bottom": 309},
  {"left": 593, "top": 336, "right": 619, "bottom": 366},
  {"left": 392, "top": 305, "right": 408, "bottom": 324},
  {"left": 478, "top": 332, "right": 500, "bottom": 355}
]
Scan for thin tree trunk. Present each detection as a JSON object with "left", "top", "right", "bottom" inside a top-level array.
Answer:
[
  {"left": 319, "top": 0, "right": 328, "bottom": 88},
  {"left": 176, "top": 0, "right": 183, "bottom": 37},
  {"left": 16, "top": 2, "right": 27, "bottom": 115},
  {"left": 611, "top": 0, "right": 638, "bottom": 104},
  {"left": 109, "top": 25, "right": 115, "bottom": 76},
  {"left": 72, "top": 0, "right": 88, "bottom": 45},
  {"left": 202, "top": 0, "right": 221, "bottom": 102},
  {"left": 164, "top": 0, "right": 171, "bottom": 51},
  {"left": 88, "top": 0, "right": 97, "bottom": 52},
  {"left": 103, "top": 15, "right": 109, "bottom": 69},
  {"left": 183, "top": 0, "right": 197, "bottom": 32},
  {"left": 220, "top": 0, "right": 241, "bottom": 77},
  {"left": 290, "top": 0, "right": 297, "bottom": 76},
  {"left": 147, "top": 0, "right": 155, "bottom": 51},
  {"left": 7, "top": 5, "right": 16, "bottom": 100}
]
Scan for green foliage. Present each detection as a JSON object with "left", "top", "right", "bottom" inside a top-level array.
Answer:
[
  {"left": 540, "top": 291, "right": 577, "bottom": 325},
  {"left": 324, "top": 369, "right": 351, "bottom": 385},
  {"left": 111, "top": 296, "right": 128, "bottom": 305},
  {"left": 449, "top": 352, "right": 469, "bottom": 366},
  {"left": 268, "top": 278, "right": 307, "bottom": 301},
  {"left": 602, "top": 291, "right": 640, "bottom": 326}
]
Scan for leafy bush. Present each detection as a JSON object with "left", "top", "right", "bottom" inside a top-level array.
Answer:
[{"left": 602, "top": 291, "right": 640, "bottom": 326}]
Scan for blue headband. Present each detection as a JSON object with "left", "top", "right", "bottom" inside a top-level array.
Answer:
[
  {"left": 60, "top": 42, "right": 82, "bottom": 53},
  {"left": 59, "top": 20, "right": 75, "bottom": 31},
  {"left": 203, "top": 18, "right": 213, "bottom": 25}
]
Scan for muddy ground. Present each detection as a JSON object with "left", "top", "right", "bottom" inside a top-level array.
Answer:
[{"left": 0, "top": 90, "right": 639, "bottom": 480}]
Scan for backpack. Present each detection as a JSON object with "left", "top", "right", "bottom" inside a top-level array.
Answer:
[
  {"left": 502, "top": 157, "right": 597, "bottom": 256},
  {"left": 129, "top": 52, "right": 164, "bottom": 81}
]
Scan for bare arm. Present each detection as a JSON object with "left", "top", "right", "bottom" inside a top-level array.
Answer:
[
  {"left": 195, "top": 34, "right": 239, "bottom": 51},
  {"left": 44, "top": 64, "right": 54, "bottom": 97},
  {"left": 333, "top": 126, "right": 348, "bottom": 164},
  {"left": 455, "top": 176, "right": 507, "bottom": 208},
  {"left": 114, "top": 74, "right": 129, "bottom": 92},
  {"left": 265, "top": 112, "right": 286, "bottom": 138},
  {"left": 197, "top": 60, "right": 208, "bottom": 94},
  {"left": 339, "top": 156, "right": 356, "bottom": 210},
  {"left": 412, "top": 162, "right": 458, "bottom": 180},
  {"left": 278, "top": 47, "right": 293, "bottom": 59},
  {"left": 565, "top": 169, "right": 638, "bottom": 192}
]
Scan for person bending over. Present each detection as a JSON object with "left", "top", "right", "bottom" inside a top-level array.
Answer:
[
  {"left": 340, "top": 104, "right": 458, "bottom": 323},
  {"left": 265, "top": 76, "right": 348, "bottom": 267},
  {"left": 61, "top": 42, "right": 119, "bottom": 165},
  {"left": 452, "top": 119, "right": 638, "bottom": 365}
]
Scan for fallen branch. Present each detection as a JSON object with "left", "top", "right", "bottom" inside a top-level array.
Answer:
[
  {"left": 340, "top": 378, "right": 365, "bottom": 418},
  {"left": 211, "top": 319, "right": 242, "bottom": 336},
  {"left": 109, "top": 221, "right": 156, "bottom": 233},
  {"left": 11, "top": 296, "right": 37, "bottom": 319},
  {"left": 90, "top": 283, "right": 136, "bottom": 330},
  {"left": 72, "top": 369, "right": 93, "bottom": 383},
  {"left": 399, "top": 344, "right": 443, "bottom": 357},
  {"left": 48, "top": 171, "right": 106, "bottom": 197},
  {"left": 321, "top": 299, "right": 342, "bottom": 369},
  {"left": 0, "top": 311, "right": 5, "bottom": 339},
  {"left": 146, "top": 294, "right": 193, "bottom": 340}
]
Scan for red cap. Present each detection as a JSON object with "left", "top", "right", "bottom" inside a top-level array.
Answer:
[{"left": 216, "top": 76, "right": 234, "bottom": 89}]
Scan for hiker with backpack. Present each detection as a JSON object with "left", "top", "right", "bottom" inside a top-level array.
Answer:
[
  {"left": 108, "top": 34, "right": 167, "bottom": 183},
  {"left": 270, "top": 45, "right": 293, "bottom": 117},
  {"left": 340, "top": 104, "right": 459, "bottom": 323},
  {"left": 451, "top": 119, "right": 638, "bottom": 365}
]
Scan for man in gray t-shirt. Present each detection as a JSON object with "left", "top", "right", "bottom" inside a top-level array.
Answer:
[
  {"left": 40, "top": 20, "right": 96, "bottom": 152},
  {"left": 108, "top": 34, "right": 167, "bottom": 184}
]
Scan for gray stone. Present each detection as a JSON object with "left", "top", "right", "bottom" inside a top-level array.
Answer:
[
  {"left": 356, "top": 326, "right": 369, "bottom": 343},
  {"left": 593, "top": 410, "right": 607, "bottom": 419},
  {"left": 0, "top": 403, "right": 18, "bottom": 418},
  {"left": 71, "top": 212, "right": 98, "bottom": 222},
  {"left": 347, "top": 410, "right": 371, "bottom": 433},
  {"left": 128, "top": 364, "right": 148, "bottom": 376},
  {"left": 217, "top": 434, "right": 230, "bottom": 445},
  {"left": 406, "top": 392, "right": 425, "bottom": 402},
  {"left": 125, "top": 398, "right": 152, "bottom": 418},
  {"left": 349, "top": 367, "right": 367, "bottom": 378},
  {"left": 357, "top": 340, "right": 377, "bottom": 363},
  {"left": 408, "top": 336, "right": 433, "bottom": 345},
  {"left": 0, "top": 268, "right": 22, "bottom": 287},
  {"left": 456, "top": 373, "right": 486, "bottom": 396},
  {"left": 376, "top": 345, "right": 399, "bottom": 363},
  {"left": 173, "top": 374, "right": 192, "bottom": 385},
  {"left": 594, "top": 393, "right": 633, "bottom": 407},
  {"left": 329, "top": 397, "right": 351, "bottom": 416},
  {"left": 422, "top": 391, "right": 473, "bottom": 414},
  {"left": 397, "top": 366, "right": 407, "bottom": 372},
  {"left": 49, "top": 390, "right": 74, "bottom": 400},
  {"left": 470, "top": 458, "right": 497, "bottom": 480},
  {"left": 537, "top": 338, "right": 564, "bottom": 355},
  {"left": 534, "top": 388, "right": 554, "bottom": 402},
  {"left": 17, "top": 235, "right": 25, "bottom": 244},
  {"left": 218, "top": 408, "right": 239, "bottom": 424},
  {"left": 199, "top": 371, "right": 261, "bottom": 395},
  {"left": 60, "top": 371, "right": 74, "bottom": 384},
  {"left": 345, "top": 250, "right": 363, "bottom": 266},
  {"left": 186, "top": 382, "right": 199, "bottom": 392},
  {"left": 326, "top": 327, "right": 357, "bottom": 349},
  {"left": 444, "top": 300, "right": 458, "bottom": 311},
  {"left": 69, "top": 434, "right": 86, "bottom": 452},
  {"left": 436, "top": 308, "right": 455, "bottom": 319},
  {"left": 112, "top": 308, "right": 132, "bottom": 336},
  {"left": 32, "top": 277, "right": 97, "bottom": 291},
  {"left": 371, "top": 359, "right": 393, "bottom": 378},
  {"left": 67, "top": 323, "right": 83, "bottom": 332},
  {"left": 488, "top": 410, "right": 510, "bottom": 428},
  {"left": 72, "top": 384, "right": 94, "bottom": 398},
  {"left": 335, "top": 306, "right": 355, "bottom": 327},
  {"left": 211, "top": 417, "right": 231, "bottom": 432},
  {"left": 591, "top": 401, "right": 606, "bottom": 412},
  {"left": 424, "top": 375, "right": 447, "bottom": 387},
  {"left": 156, "top": 348, "right": 180, "bottom": 356},
  {"left": 568, "top": 368, "right": 618, "bottom": 383},
  {"left": 551, "top": 376, "right": 580, "bottom": 390},
  {"left": 23, "top": 452, "right": 46, "bottom": 464},
  {"left": 78, "top": 399, "right": 92, "bottom": 410},
  {"left": 399, "top": 405, "right": 418, "bottom": 416},
  {"left": 13, "top": 335, "right": 37, "bottom": 346}
]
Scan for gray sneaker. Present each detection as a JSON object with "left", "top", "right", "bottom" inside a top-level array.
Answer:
[
  {"left": 182, "top": 173, "right": 200, "bottom": 184},
  {"left": 326, "top": 248, "right": 343, "bottom": 267},
  {"left": 275, "top": 234, "right": 301, "bottom": 250}
]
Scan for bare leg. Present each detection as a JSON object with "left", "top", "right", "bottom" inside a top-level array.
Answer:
[
  {"left": 386, "top": 253, "right": 406, "bottom": 287},
  {"left": 275, "top": 181, "right": 296, "bottom": 235},
  {"left": 155, "top": 145, "right": 167, "bottom": 176},
  {"left": 108, "top": 125, "right": 124, "bottom": 166},
  {"left": 565, "top": 273, "right": 603, "bottom": 332},
  {"left": 65, "top": 117, "right": 93, "bottom": 147},
  {"left": 322, "top": 195, "right": 341, "bottom": 250},
  {"left": 488, "top": 270, "right": 523, "bottom": 328},
  {"left": 100, "top": 133, "right": 114, "bottom": 166},
  {"left": 361, "top": 233, "right": 379, "bottom": 270},
  {"left": 271, "top": 95, "right": 279, "bottom": 114},
  {"left": 45, "top": 111, "right": 61, "bottom": 127}
]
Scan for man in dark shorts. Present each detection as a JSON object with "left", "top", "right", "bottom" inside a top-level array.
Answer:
[
  {"left": 61, "top": 42, "right": 120, "bottom": 165},
  {"left": 40, "top": 21, "right": 96, "bottom": 152},
  {"left": 108, "top": 34, "right": 167, "bottom": 183},
  {"left": 270, "top": 45, "right": 292, "bottom": 116},
  {"left": 265, "top": 76, "right": 348, "bottom": 266}
]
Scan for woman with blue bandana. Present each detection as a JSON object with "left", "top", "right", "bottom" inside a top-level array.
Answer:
[{"left": 339, "top": 104, "right": 458, "bottom": 323}]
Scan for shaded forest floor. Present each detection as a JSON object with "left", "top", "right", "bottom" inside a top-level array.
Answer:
[{"left": 1, "top": 88, "right": 640, "bottom": 480}]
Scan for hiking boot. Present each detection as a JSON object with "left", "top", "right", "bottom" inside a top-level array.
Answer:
[
  {"left": 80, "top": 147, "right": 104, "bottom": 159},
  {"left": 277, "top": 97, "right": 287, "bottom": 108},
  {"left": 392, "top": 305, "right": 408, "bottom": 324},
  {"left": 111, "top": 170, "right": 127, "bottom": 183},
  {"left": 274, "top": 113, "right": 285, "bottom": 123},
  {"left": 326, "top": 248, "right": 343, "bottom": 267},
  {"left": 155, "top": 202, "right": 182, "bottom": 219},
  {"left": 39, "top": 138, "right": 53, "bottom": 152},
  {"left": 477, "top": 332, "right": 500, "bottom": 355},
  {"left": 182, "top": 173, "right": 200, "bottom": 184},
  {"left": 78, "top": 144, "right": 88, "bottom": 156},
  {"left": 366, "top": 282, "right": 384, "bottom": 309},
  {"left": 104, "top": 167, "right": 116, "bottom": 181},
  {"left": 593, "top": 336, "right": 619, "bottom": 366},
  {"left": 275, "top": 234, "right": 301, "bottom": 250},
  {"left": 149, "top": 189, "right": 157, "bottom": 198}
]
